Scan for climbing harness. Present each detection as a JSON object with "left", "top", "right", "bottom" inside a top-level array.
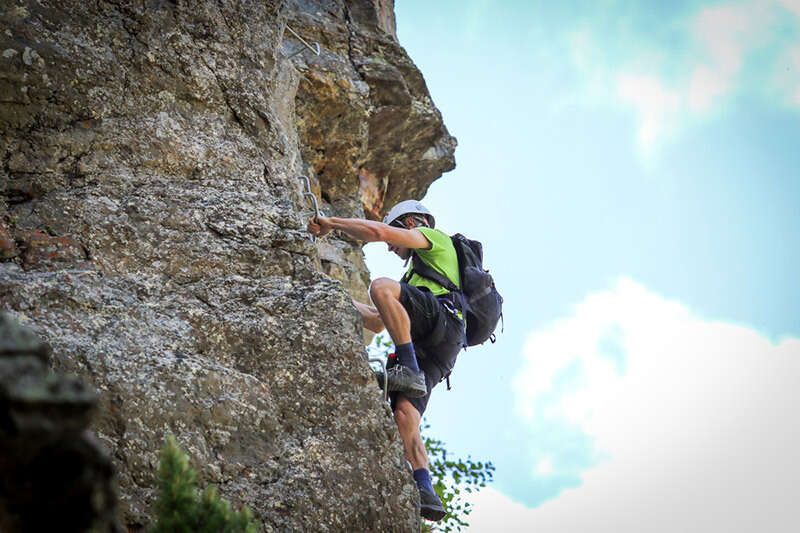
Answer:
[{"left": 283, "top": 25, "right": 321, "bottom": 59}]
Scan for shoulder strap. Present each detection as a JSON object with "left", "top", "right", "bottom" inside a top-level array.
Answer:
[{"left": 405, "top": 252, "right": 459, "bottom": 293}]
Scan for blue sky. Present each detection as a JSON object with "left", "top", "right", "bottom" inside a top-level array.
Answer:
[{"left": 363, "top": 1, "right": 800, "bottom": 530}]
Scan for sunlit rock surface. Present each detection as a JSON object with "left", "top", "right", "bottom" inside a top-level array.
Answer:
[{"left": 0, "top": 0, "right": 455, "bottom": 530}]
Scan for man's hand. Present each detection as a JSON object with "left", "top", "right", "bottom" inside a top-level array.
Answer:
[
  {"left": 352, "top": 297, "right": 384, "bottom": 333},
  {"left": 307, "top": 216, "right": 334, "bottom": 238}
]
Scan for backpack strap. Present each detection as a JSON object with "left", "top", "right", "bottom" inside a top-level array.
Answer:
[
  {"left": 404, "top": 252, "right": 460, "bottom": 293},
  {"left": 403, "top": 252, "right": 465, "bottom": 393}
]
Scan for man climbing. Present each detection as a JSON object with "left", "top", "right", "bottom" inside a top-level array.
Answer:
[{"left": 307, "top": 199, "right": 465, "bottom": 522}]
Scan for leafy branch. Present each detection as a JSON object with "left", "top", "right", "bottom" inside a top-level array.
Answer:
[{"left": 151, "top": 435, "right": 258, "bottom": 533}]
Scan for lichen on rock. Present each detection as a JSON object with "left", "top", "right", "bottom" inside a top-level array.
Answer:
[{"left": 0, "top": 1, "right": 455, "bottom": 530}]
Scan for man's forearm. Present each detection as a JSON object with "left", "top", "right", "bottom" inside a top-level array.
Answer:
[
  {"left": 328, "top": 217, "right": 385, "bottom": 242},
  {"left": 353, "top": 299, "right": 384, "bottom": 333}
]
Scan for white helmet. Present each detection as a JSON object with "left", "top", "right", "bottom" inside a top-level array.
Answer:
[{"left": 382, "top": 199, "right": 435, "bottom": 228}]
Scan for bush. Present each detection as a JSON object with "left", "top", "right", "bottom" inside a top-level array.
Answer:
[
  {"left": 151, "top": 435, "right": 258, "bottom": 533},
  {"left": 424, "top": 429, "right": 495, "bottom": 532}
]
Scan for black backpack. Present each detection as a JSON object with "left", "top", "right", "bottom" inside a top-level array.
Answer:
[{"left": 404, "top": 233, "right": 503, "bottom": 346}]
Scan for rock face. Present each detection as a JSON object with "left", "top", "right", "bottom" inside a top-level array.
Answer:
[
  {"left": 0, "top": 1, "right": 454, "bottom": 531},
  {"left": 0, "top": 313, "right": 120, "bottom": 532}
]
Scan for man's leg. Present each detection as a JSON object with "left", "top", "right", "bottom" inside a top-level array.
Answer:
[
  {"left": 394, "top": 396, "right": 446, "bottom": 521},
  {"left": 370, "top": 278, "right": 426, "bottom": 397},
  {"left": 369, "top": 277, "right": 411, "bottom": 344},
  {"left": 394, "top": 396, "right": 427, "bottom": 470}
]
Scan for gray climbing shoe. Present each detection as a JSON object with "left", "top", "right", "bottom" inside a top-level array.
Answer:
[
  {"left": 386, "top": 365, "right": 427, "bottom": 398},
  {"left": 419, "top": 486, "right": 446, "bottom": 521}
]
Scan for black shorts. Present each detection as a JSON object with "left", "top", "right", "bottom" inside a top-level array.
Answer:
[{"left": 390, "top": 283, "right": 466, "bottom": 415}]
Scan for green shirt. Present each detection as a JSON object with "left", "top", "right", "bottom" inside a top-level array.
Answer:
[{"left": 404, "top": 227, "right": 461, "bottom": 296}]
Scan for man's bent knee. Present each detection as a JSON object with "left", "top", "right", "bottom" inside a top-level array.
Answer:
[{"left": 370, "top": 277, "right": 401, "bottom": 302}]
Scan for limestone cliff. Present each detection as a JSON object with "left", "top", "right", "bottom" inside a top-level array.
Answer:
[{"left": 0, "top": 1, "right": 455, "bottom": 530}]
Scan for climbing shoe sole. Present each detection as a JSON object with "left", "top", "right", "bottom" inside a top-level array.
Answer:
[{"left": 386, "top": 365, "right": 427, "bottom": 398}]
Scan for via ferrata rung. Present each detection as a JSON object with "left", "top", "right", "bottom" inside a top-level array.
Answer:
[
  {"left": 298, "top": 175, "right": 324, "bottom": 242},
  {"left": 283, "top": 24, "right": 321, "bottom": 59},
  {"left": 368, "top": 356, "right": 389, "bottom": 402}
]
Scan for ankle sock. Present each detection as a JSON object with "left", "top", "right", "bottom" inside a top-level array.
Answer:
[
  {"left": 395, "top": 342, "right": 419, "bottom": 373},
  {"left": 413, "top": 468, "right": 434, "bottom": 493}
]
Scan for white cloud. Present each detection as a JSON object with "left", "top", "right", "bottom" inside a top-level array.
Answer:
[
  {"left": 466, "top": 487, "right": 541, "bottom": 532},
  {"left": 779, "top": 0, "right": 800, "bottom": 18},
  {"left": 566, "top": 0, "right": 800, "bottom": 159},
  {"left": 486, "top": 278, "right": 800, "bottom": 532},
  {"left": 687, "top": 65, "right": 731, "bottom": 112},
  {"left": 614, "top": 1, "right": 774, "bottom": 156},
  {"left": 616, "top": 74, "right": 681, "bottom": 158},
  {"left": 687, "top": 1, "right": 770, "bottom": 111},
  {"left": 534, "top": 457, "right": 554, "bottom": 477},
  {"left": 567, "top": 29, "right": 597, "bottom": 76}
]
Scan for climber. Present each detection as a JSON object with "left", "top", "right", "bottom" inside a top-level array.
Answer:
[{"left": 307, "top": 200, "right": 464, "bottom": 522}]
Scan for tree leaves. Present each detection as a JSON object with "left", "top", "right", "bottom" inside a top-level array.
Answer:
[
  {"left": 152, "top": 435, "right": 258, "bottom": 533},
  {"left": 423, "top": 424, "right": 495, "bottom": 532}
]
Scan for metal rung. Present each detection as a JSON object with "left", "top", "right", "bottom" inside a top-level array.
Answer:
[
  {"left": 298, "top": 175, "right": 324, "bottom": 242},
  {"left": 368, "top": 357, "right": 389, "bottom": 402},
  {"left": 297, "top": 175, "right": 322, "bottom": 220},
  {"left": 284, "top": 24, "right": 321, "bottom": 59}
]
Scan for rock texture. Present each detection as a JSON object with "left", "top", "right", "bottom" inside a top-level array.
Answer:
[
  {"left": 286, "top": 0, "right": 456, "bottom": 303},
  {"left": 0, "top": 313, "right": 120, "bottom": 532},
  {"left": 0, "top": 0, "right": 454, "bottom": 531}
]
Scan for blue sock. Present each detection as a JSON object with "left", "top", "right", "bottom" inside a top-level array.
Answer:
[
  {"left": 413, "top": 468, "right": 434, "bottom": 493},
  {"left": 395, "top": 342, "right": 419, "bottom": 373}
]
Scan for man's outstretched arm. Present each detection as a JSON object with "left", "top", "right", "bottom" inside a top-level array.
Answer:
[
  {"left": 352, "top": 298, "right": 384, "bottom": 333},
  {"left": 307, "top": 216, "right": 430, "bottom": 249}
]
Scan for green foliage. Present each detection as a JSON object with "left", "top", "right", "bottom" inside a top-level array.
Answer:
[
  {"left": 367, "top": 333, "right": 495, "bottom": 532},
  {"left": 366, "top": 332, "right": 395, "bottom": 360},
  {"left": 152, "top": 435, "right": 258, "bottom": 533},
  {"left": 423, "top": 427, "right": 495, "bottom": 532}
]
